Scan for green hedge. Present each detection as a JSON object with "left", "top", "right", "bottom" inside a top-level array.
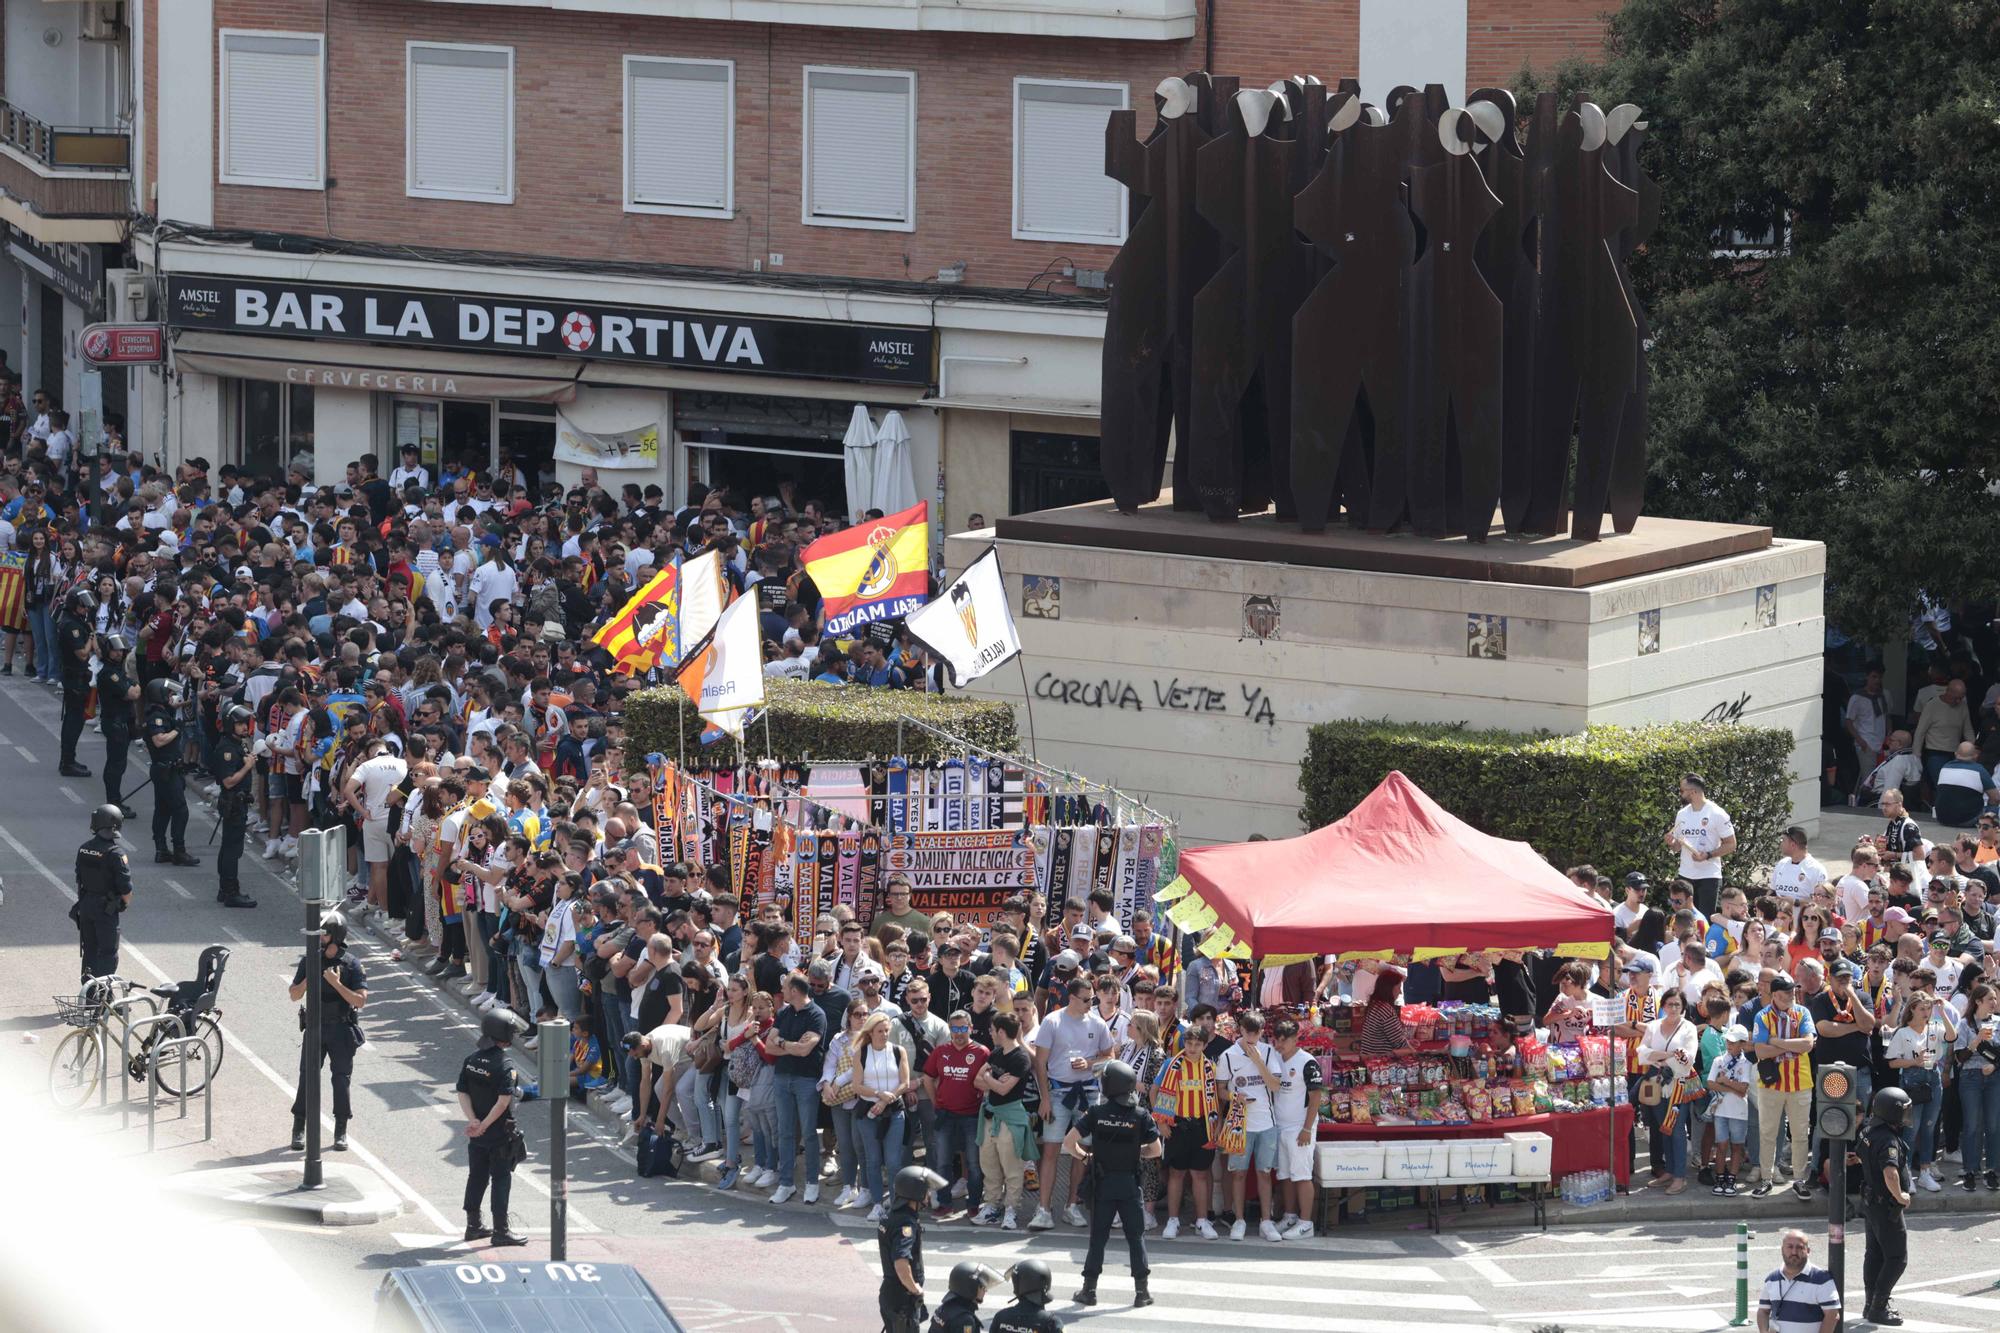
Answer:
[
  {"left": 1299, "top": 720, "right": 1799, "bottom": 891},
  {"left": 624, "top": 679, "right": 1021, "bottom": 764}
]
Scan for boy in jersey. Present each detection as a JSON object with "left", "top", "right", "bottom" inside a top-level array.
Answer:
[{"left": 1267, "top": 1018, "right": 1325, "bottom": 1238}]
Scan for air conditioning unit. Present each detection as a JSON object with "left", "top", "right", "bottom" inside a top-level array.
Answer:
[
  {"left": 119, "top": 272, "right": 149, "bottom": 321},
  {"left": 80, "top": 3, "right": 124, "bottom": 42}
]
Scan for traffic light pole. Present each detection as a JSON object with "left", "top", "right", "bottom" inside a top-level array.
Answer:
[
  {"left": 1815, "top": 1061, "right": 1861, "bottom": 1333},
  {"left": 539, "top": 1018, "right": 570, "bottom": 1261}
]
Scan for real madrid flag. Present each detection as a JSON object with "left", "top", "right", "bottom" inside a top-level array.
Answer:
[
  {"left": 904, "top": 545, "right": 1022, "bottom": 687},
  {"left": 800, "top": 501, "right": 930, "bottom": 636},
  {"left": 673, "top": 592, "right": 766, "bottom": 740}
]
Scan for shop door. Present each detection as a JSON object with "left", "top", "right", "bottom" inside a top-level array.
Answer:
[
  {"left": 674, "top": 391, "right": 852, "bottom": 514},
  {"left": 38, "top": 282, "right": 62, "bottom": 402},
  {"left": 497, "top": 401, "right": 556, "bottom": 501},
  {"left": 1009, "top": 430, "right": 1108, "bottom": 515}
]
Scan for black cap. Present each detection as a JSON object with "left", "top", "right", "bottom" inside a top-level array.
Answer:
[
  {"left": 1768, "top": 973, "right": 1795, "bottom": 991},
  {"left": 1624, "top": 871, "right": 1649, "bottom": 888}
]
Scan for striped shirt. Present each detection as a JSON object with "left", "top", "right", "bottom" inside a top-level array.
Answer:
[
  {"left": 1759, "top": 1265, "right": 1839, "bottom": 1333},
  {"left": 1623, "top": 988, "right": 1659, "bottom": 1074},
  {"left": 1752, "top": 1004, "right": 1817, "bottom": 1092}
]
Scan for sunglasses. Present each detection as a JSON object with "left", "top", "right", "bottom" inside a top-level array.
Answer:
[{"left": 949, "top": 1025, "right": 970, "bottom": 1033}]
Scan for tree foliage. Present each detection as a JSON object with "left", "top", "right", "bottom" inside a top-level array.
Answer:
[{"left": 1526, "top": 2, "right": 2000, "bottom": 639}]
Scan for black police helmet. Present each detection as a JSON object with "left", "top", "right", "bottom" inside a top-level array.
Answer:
[
  {"left": 893, "top": 1164, "right": 948, "bottom": 1204},
  {"left": 1101, "top": 1058, "right": 1138, "bottom": 1106},
  {"left": 1870, "top": 1086, "right": 1912, "bottom": 1129},
  {"left": 480, "top": 1012, "right": 518, "bottom": 1045},
  {"left": 1007, "top": 1259, "right": 1053, "bottom": 1307},
  {"left": 223, "top": 704, "right": 254, "bottom": 729},
  {"left": 946, "top": 1261, "right": 1002, "bottom": 1304},
  {"left": 64, "top": 587, "right": 96, "bottom": 617},
  {"left": 89, "top": 803, "right": 124, "bottom": 834},
  {"left": 318, "top": 912, "right": 350, "bottom": 949},
  {"left": 143, "top": 677, "right": 183, "bottom": 708}
]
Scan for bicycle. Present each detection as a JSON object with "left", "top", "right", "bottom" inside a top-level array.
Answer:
[
  {"left": 48, "top": 975, "right": 134, "bottom": 1109},
  {"left": 48, "top": 947, "right": 231, "bottom": 1107}
]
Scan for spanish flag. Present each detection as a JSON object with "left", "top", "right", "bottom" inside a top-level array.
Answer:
[
  {"left": 592, "top": 567, "right": 680, "bottom": 674},
  {"left": 801, "top": 501, "right": 930, "bottom": 635}
]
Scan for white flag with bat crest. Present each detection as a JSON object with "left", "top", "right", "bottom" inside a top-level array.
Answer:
[{"left": 905, "top": 545, "right": 1022, "bottom": 687}]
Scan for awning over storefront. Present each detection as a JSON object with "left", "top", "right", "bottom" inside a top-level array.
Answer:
[{"left": 170, "top": 331, "right": 583, "bottom": 403}]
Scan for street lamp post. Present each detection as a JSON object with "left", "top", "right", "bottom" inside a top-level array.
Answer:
[
  {"left": 538, "top": 1018, "right": 570, "bottom": 1260},
  {"left": 297, "top": 827, "right": 345, "bottom": 1191}
]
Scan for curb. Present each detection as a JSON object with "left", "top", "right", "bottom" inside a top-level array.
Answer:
[{"left": 165, "top": 1160, "right": 403, "bottom": 1228}]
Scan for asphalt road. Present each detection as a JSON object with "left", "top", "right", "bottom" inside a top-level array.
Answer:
[{"left": 5, "top": 674, "right": 2000, "bottom": 1333}]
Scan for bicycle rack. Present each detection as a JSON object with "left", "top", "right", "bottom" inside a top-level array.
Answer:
[
  {"left": 147, "top": 1037, "right": 212, "bottom": 1151},
  {"left": 100, "top": 992, "right": 160, "bottom": 1109},
  {"left": 120, "top": 1012, "right": 186, "bottom": 1130}
]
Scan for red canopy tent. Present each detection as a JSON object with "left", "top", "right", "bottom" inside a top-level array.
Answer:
[{"left": 1174, "top": 771, "right": 1613, "bottom": 959}]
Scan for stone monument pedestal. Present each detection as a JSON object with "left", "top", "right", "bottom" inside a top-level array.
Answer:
[{"left": 958, "top": 496, "right": 1824, "bottom": 846}]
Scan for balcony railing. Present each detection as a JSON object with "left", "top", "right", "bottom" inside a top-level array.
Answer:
[{"left": 0, "top": 100, "right": 129, "bottom": 173}]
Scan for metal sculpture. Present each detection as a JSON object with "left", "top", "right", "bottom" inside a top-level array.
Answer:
[
  {"left": 1187, "top": 86, "right": 1316, "bottom": 521},
  {"left": 1096, "top": 72, "right": 1657, "bottom": 544},
  {"left": 1099, "top": 73, "right": 1235, "bottom": 514}
]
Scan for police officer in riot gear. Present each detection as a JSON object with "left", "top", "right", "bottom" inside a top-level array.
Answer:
[
  {"left": 457, "top": 1012, "right": 529, "bottom": 1247},
  {"left": 1064, "top": 1058, "right": 1160, "bottom": 1308},
  {"left": 929, "top": 1262, "right": 1002, "bottom": 1333},
  {"left": 289, "top": 912, "right": 366, "bottom": 1152},
  {"left": 209, "top": 705, "right": 258, "bottom": 908},
  {"left": 97, "top": 632, "right": 140, "bottom": 817},
  {"left": 1862, "top": 1086, "right": 1914, "bottom": 1326},
  {"left": 55, "top": 587, "right": 96, "bottom": 778},
  {"left": 989, "top": 1261, "right": 1063, "bottom": 1333},
  {"left": 70, "top": 804, "right": 133, "bottom": 983},
  {"left": 142, "top": 676, "right": 199, "bottom": 866},
  {"left": 879, "top": 1164, "right": 949, "bottom": 1333}
]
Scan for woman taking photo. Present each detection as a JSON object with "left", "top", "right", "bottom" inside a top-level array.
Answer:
[
  {"left": 854, "top": 1011, "right": 914, "bottom": 1222},
  {"left": 1637, "top": 989, "right": 1699, "bottom": 1194},
  {"left": 1885, "top": 990, "right": 1958, "bottom": 1192},
  {"left": 707, "top": 975, "right": 758, "bottom": 1191}
]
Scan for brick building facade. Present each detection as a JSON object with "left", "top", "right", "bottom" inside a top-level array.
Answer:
[{"left": 132, "top": 0, "right": 1611, "bottom": 528}]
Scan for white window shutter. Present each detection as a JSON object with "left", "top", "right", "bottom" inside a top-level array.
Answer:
[
  {"left": 628, "top": 60, "right": 732, "bottom": 213},
  {"left": 806, "top": 70, "right": 912, "bottom": 224},
  {"left": 1017, "top": 82, "right": 1126, "bottom": 241},
  {"left": 409, "top": 45, "right": 512, "bottom": 201},
  {"left": 221, "top": 34, "right": 322, "bottom": 187}
]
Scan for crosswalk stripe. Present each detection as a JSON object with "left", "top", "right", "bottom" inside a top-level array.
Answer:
[
  {"left": 924, "top": 1237, "right": 1441, "bottom": 1283},
  {"left": 990, "top": 1270, "right": 1481, "bottom": 1312},
  {"left": 1020, "top": 1307, "right": 1491, "bottom": 1333},
  {"left": 1901, "top": 1291, "right": 2000, "bottom": 1313}
]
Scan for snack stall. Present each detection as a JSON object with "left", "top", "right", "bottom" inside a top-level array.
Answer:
[{"left": 1163, "top": 772, "right": 1628, "bottom": 1213}]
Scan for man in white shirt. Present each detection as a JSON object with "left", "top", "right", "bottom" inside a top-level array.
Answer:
[
  {"left": 1770, "top": 826, "right": 1829, "bottom": 904},
  {"left": 466, "top": 541, "right": 518, "bottom": 629},
  {"left": 390, "top": 443, "right": 431, "bottom": 492},
  {"left": 1664, "top": 937, "right": 1725, "bottom": 1009},
  {"left": 1665, "top": 772, "right": 1735, "bottom": 918},
  {"left": 1029, "top": 979, "right": 1114, "bottom": 1230},
  {"left": 1836, "top": 846, "right": 1882, "bottom": 923},
  {"left": 1924, "top": 936, "right": 1964, "bottom": 1001},
  {"left": 342, "top": 742, "right": 409, "bottom": 917},
  {"left": 1214, "top": 1010, "right": 1284, "bottom": 1241},
  {"left": 1267, "top": 1017, "right": 1324, "bottom": 1240},
  {"left": 1845, "top": 667, "right": 1890, "bottom": 762}
]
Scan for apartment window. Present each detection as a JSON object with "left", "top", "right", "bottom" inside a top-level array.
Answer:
[
  {"left": 626, "top": 57, "right": 734, "bottom": 217},
  {"left": 407, "top": 43, "right": 514, "bottom": 203},
  {"left": 1014, "top": 79, "right": 1128, "bottom": 243},
  {"left": 218, "top": 31, "right": 324, "bottom": 189},
  {"left": 803, "top": 67, "right": 915, "bottom": 231}
]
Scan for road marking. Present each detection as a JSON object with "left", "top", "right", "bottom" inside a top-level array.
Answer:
[
  {"left": 0, "top": 821, "right": 456, "bottom": 1235},
  {"left": 1902, "top": 1292, "right": 2000, "bottom": 1313},
  {"left": 927, "top": 1238, "right": 1443, "bottom": 1283},
  {"left": 220, "top": 925, "right": 254, "bottom": 946},
  {"left": 1897, "top": 1267, "right": 2000, "bottom": 1292},
  {"left": 1493, "top": 1260, "right": 1735, "bottom": 1288},
  {"left": 1455, "top": 1252, "right": 1517, "bottom": 1286},
  {"left": 15, "top": 743, "right": 35, "bottom": 761},
  {"left": 59, "top": 786, "right": 81, "bottom": 803},
  {"left": 164, "top": 878, "right": 194, "bottom": 899},
  {"left": 1589, "top": 1284, "right": 1721, "bottom": 1299}
]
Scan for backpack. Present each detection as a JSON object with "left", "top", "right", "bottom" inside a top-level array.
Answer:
[{"left": 635, "top": 1124, "right": 681, "bottom": 1178}]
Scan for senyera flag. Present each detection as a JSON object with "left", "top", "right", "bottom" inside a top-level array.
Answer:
[
  {"left": 673, "top": 592, "right": 766, "bottom": 740},
  {"left": 904, "top": 545, "right": 1022, "bottom": 687},
  {"left": 802, "top": 501, "right": 930, "bottom": 636},
  {"left": 592, "top": 566, "right": 680, "bottom": 674}
]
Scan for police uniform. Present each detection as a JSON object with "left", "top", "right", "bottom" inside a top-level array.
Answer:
[
  {"left": 98, "top": 652, "right": 137, "bottom": 809},
  {"left": 71, "top": 831, "right": 133, "bottom": 983},
  {"left": 1861, "top": 1117, "right": 1910, "bottom": 1317},
  {"left": 877, "top": 1199, "right": 927, "bottom": 1333},
  {"left": 456, "top": 1037, "right": 523, "bottom": 1236},
  {"left": 1073, "top": 1098, "right": 1156, "bottom": 1297},
  {"left": 210, "top": 732, "right": 253, "bottom": 905},
  {"left": 928, "top": 1293, "right": 983, "bottom": 1333},
  {"left": 290, "top": 947, "right": 366, "bottom": 1135},
  {"left": 143, "top": 701, "right": 191, "bottom": 858},
  {"left": 55, "top": 611, "right": 92, "bottom": 772},
  {"left": 987, "top": 1303, "right": 1062, "bottom": 1333}
]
